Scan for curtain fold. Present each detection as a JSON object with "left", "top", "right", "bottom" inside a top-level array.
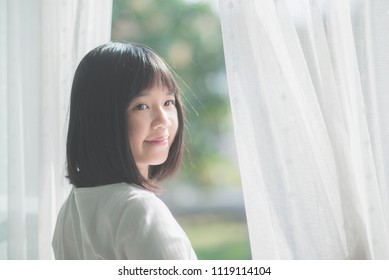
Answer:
[
  {"left": 0, "top": 0, "right": 112, "bottom": 259},
  {"left": 219, "top": 0, "right": 389, "bottom": 259}
]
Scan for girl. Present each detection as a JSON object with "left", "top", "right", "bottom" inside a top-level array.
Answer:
[{"left": 52, "top": 42, "right": 197, "bottom": 260}]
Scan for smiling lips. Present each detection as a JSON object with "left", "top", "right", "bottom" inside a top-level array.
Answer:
[{"left": 144, "top": 136, "right": 169, "bottom": 146}]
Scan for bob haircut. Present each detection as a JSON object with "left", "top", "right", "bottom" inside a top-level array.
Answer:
[{"left": 66, "top": 42, "right": 185, "bottom": 191}]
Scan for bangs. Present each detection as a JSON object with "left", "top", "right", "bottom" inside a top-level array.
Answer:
[{"left": 133, "top": 46, "right": 179, "bottom": 95}]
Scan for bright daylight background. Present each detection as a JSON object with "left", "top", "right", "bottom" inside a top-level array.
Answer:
[{"left": 110, "top": 0, "right": 249, "bottom": 260}]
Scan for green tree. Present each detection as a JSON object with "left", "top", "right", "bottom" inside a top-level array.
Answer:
[{"left": 112, "top": 0, "right": 240, "bottom": 189}]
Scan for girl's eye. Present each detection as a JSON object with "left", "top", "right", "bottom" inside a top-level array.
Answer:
[
  {"left": 164, "top": 100, "right": 175, "bottom": 106},
  {"left": 135, "top": 104, "right": 148, "bottom": 110}
]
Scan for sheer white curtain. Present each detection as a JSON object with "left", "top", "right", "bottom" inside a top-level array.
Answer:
[
  {"left": 219, "top": 0, "right": 389, "bottom": 259},
  {"left": 0, "top": 0, "right": 112, "bottom": 259}
]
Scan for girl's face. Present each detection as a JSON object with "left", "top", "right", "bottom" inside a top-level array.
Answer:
[{"left": 127, "top": 84, "right": 178, "bottom": 178}]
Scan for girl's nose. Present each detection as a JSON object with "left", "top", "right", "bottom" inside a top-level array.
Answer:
[{"left": 151, "top": 107, "right": 171, "bottom": 129}]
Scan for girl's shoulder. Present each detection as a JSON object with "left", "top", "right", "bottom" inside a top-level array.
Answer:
[
  {"left": 72, "top": 182, "right": 163, "bottom": 213},
  {"left": 85, "top": 182, "right": 168, "bottom": 214}
]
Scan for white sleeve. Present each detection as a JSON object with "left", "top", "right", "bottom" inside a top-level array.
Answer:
[{"left": 115, "top": 193, "right": 197, "bottom": 260}]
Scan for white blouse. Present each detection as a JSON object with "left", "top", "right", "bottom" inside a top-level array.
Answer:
[{"left": 52, "top": 183, "right": 197, "bottom": 260}]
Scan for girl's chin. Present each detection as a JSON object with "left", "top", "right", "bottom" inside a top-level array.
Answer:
[{"left": 138, "top": 155, "right": 170, "bottom": 167}]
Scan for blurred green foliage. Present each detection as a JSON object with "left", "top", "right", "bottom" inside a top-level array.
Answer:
[
  {"left": 111, "top": 0, "right": 240, "bottom": 189},
  {"left": 177, "top": 214, "right": 251, "bottom": 260}
]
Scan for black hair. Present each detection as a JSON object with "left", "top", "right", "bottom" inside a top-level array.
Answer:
[{"left": 66, "top": 42, "right": 185, "bottom": 191}]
